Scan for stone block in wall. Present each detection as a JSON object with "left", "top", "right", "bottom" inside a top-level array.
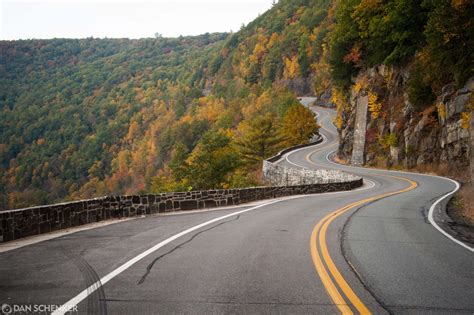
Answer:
[
  {"left": 80, "top": 211, "right": 87, "bottom": 225},
  {"left": 149, "top": 204, "right": 159, "bottom": 214},
  {"left": 205, "top": 200, "right": 217, "bottom": 208},
  {"left": 39, "top": 221, "right": 51, "bottom": 234},
  {"left": 159, "top": 202, "right": 166, "bottom": 213},
  {"left": 180, "top": 200, "right": 198, "bottom": 210}
]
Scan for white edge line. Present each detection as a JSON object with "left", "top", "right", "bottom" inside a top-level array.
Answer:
[
  {"left": 0, "top": 200, "right": 274, "bottom": 253},
  {"left": 428, "top": 180, "right": 473, "bottom": 252},
  {"left": 308, "top": 106, "right": 474, "bottom": 252},
  {"left": 284, "top": 135, "right": 328, "bottom": 169},
  {"left": 273, "top": 132, "right": 327, "bottom": 165},
  {"left": 52, "top": 182, "right": 376, "bottom": 315},
  {"left": 52, "top": 198, "right": 281, "bottom": 315},
  {"left": 323, "top": 150, "right": 472, "bottom": 252}
]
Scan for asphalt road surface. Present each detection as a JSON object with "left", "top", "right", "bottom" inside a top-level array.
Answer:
[{"left": 1, "top": 102, "right": 473, "bottom": 314}]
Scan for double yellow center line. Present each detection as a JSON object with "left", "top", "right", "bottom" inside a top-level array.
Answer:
[{"left": 310, "top": 175, "right": 418, "bottom": 314}]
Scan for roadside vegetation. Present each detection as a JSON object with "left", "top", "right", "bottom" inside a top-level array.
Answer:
[
  {"left": 448, "top": 186, "right": 474, "bottom": 239},
  {"left": 458, "top": 186, "right": 474, "bottom": 226},
  {"left": 1, "top": 0, "right": 472, "bottom": 210}
]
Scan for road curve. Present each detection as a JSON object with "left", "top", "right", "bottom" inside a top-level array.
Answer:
[
  {"left": 0, "top": 104, "right": 473, "bottom": 314},
  {"left": 282, "top": 102, "right": 474, "bottom": 313}
]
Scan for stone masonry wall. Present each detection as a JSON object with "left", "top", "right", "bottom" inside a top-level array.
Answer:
[
  {"left": 263, "top": 136, "right": 362, "bottom": 186},
  {"left": 262, "top": 161, "right": 360, "bottom": 186},
  {"left": 0, "top": 180, "right": 362, "bottom": 243}
]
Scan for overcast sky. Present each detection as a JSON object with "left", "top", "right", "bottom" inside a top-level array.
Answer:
[{"left": 1, "top": 0, "right": 274, "bottom": 40}]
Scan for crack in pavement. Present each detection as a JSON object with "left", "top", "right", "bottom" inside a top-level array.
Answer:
[{"left": 137, "top": 215, "right": 241, "bottom": 285}]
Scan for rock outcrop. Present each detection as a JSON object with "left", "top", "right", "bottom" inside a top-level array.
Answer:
[
  {"left": 338, "top": 66, "right": 472, "bottom": 180},
  {"left": 351, "top": 93, "right": 368, "bottom": 165}
]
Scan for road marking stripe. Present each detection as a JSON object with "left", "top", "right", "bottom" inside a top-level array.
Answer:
[
  {"left": 51, "top": 198, "right": 291, "bottom": 315},
  {"left": 319, "top": 202, "right": 371, "bottom": 314},
  {"left": 302, "top": 107, "right": 471, "bottom": 314},
  {"left": 320, "top": 148, "right": 472, "bottom": 252},
  {"left": 52, "top": 185, "right": 369, "bottom": 315},
  {"left": 427, "top": 179, "right": 473, "bottom": 252},
  {"left": 311, "top": 217, "right": 354, "bottom": 315},
  {"left": 310, "top": 176, "right": 417, "bottom": 314},
  {"left": 310, "top": 107, "right": 472, "bottom": 252}
]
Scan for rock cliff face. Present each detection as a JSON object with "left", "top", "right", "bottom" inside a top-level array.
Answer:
[{"left": 338, "top": 66, "right": 473, "bottom": 181}]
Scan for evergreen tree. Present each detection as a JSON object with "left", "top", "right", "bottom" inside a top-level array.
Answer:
[{"left": 235, "top": 113, "right": 284, "bottom": 163}]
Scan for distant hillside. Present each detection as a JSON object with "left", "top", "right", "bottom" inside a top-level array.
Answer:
[
  {"left": 209, "top": 0, "right": 333, "bottom": 94},
  {"left": 0, "top": 35, "right": 230, "bottom": 208},
  {"left": 1, "top": 0, "right": 472, "bottom": 209}
]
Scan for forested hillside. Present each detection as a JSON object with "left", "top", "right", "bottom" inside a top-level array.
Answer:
[
  {"left": 0, "top": 0, "right": 323, "bottom": 209},
  {"left": 1, "top": 0, "right": 472, "bottom": 210},
  {"left": 0, "top": 34, "right": 233, "bottom": 208}
]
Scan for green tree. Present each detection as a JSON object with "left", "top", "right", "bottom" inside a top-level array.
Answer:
[
  {"left": 298, "top": 33, "right": 311, "bottom": 77},
  {"left": 422, "top": 0, "right": 473, "bottom": 87},
  {"left": 169, "top": 142, "right": 190, "bottom": 181},
  {"left": 186, "top": 130, "right": 238, "bottom": 189},
  {"left": 329, "top": 0, "right": 361, "bottom": 89},
  {"left": 235, "top": 113, "right": 284, "bottom": 163}
]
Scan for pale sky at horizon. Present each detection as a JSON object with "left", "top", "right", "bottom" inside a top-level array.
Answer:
[{"left": 0, "top": 0, "right": 274, "bottom": 40}]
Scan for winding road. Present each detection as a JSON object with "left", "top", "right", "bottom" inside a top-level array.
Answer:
[{"left": 1, "top": 103, "right": 473, "bottom": 314}]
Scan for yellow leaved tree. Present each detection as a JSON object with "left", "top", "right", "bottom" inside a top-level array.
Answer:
[
  {"left": 368, "top": 91, "right": 382, "bottom": 119},
  {"left": 282, "top": 104, "right": 320, "bottom": 146}
]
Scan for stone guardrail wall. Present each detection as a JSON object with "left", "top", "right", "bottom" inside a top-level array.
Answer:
[
  {"left": 263, "top": 135, "right": 362, "bottom": 186},
  {"left": 0, "top": 134, "right": 364, "bottom": 243},
  {"left": 0, "top": 180, "right": 362, "bottom": 243}
]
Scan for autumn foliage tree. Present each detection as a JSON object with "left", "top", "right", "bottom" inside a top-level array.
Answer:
[
  {"left": 282, "top": 104, "right": 320, "bottom": 146},
  {"left": 186, "top": 130, "right": 238, "bottom": 189},
  {"left": 234, "top": 113, "right": 284, "bottom": 164}
]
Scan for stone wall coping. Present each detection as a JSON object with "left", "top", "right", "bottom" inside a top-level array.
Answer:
[
  {"left": 267, "top": 134, "right": 323, "bottom": 163},
  {"left": 1, "top": 197, "right": 109, "bottom": 214}
]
